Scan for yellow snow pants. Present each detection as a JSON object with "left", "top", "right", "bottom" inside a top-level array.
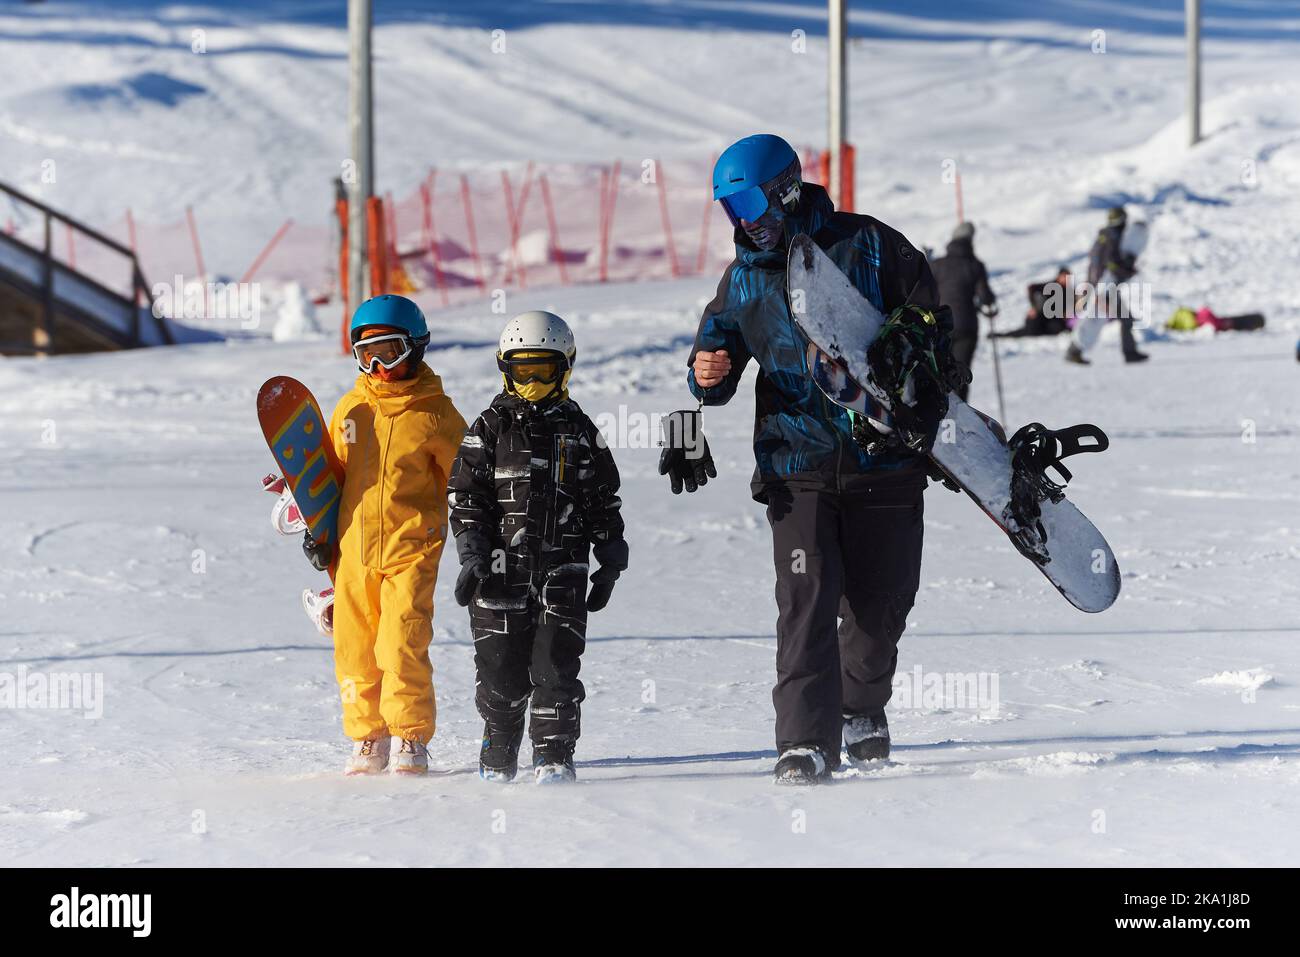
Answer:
[{"left": 332, "top": 552, "right": 442, "bottom": 744}]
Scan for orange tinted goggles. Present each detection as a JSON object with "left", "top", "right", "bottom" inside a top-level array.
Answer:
[{"left": 497, "top": 352, "right": 568, "bottom": 384}]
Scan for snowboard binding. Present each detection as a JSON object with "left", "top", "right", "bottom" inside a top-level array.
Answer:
[
  {"left": 263, "top": 473, "right": 307, "bottom": 535},
  {"left": 865, "top": 304, "right": 969, "bottom": 453},
  {"left": 303, "top": 586, "right": 335, "bottom": 637},
  {"left": 1003, "top": 423, "right": 1110, "bottom": 564}
]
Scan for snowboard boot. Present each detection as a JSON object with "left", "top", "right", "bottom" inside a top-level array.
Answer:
[
  {"left": 1064, "top": 344, "right": 1090, "bottom": 365},
  {"left": 479, "top": 719, "right": 525, "bottom": 783},
  {"left": 344, "top": 734, "right": 391, "bottom": 776},
  {"left": 392, "top": 738, "right": 429, "bottom": 776},
  {"left": 844, "top": 711, "right": 891, "bottom": 766},
  {"left": 773, "top": 747, "right": 832, "bottom": 786},
  {"left": 532, "top": 739, "right": 577, "bottom": 784}
]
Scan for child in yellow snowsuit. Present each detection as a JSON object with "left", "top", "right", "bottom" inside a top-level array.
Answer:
[{"left": 309, "top": 295, "right": 467, "bottom": 775}]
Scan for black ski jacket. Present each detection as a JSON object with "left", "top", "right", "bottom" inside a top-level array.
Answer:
[
  {"left": 930, "top": 237, "right": 996, "bottom": 337},
  {"left": 1026, "top": 281, "right": 1070, "bottom": 334},
  {"left": 448, "top": 392, "right": 626, "bottom": 576}
]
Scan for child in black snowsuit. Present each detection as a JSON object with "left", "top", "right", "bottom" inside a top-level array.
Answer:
[{"left": 448, "top": 310, "right": 626, "bottom": 783}]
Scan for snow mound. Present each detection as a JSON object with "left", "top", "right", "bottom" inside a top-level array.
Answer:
[
  {"left": 272, "top": 282, "right": 325, "bottom": 342},
  {"left": 499, "top": 229, "right": 554, "bottom": 268},
  {"left": 1064, "top": 659, "right": 1107, "bottom": 679},
  {"left": 1196, "top": 669, "right": 1275, "bottom": 692},
  {"left": 0, "top": 806, "right": 89, "bottom": 829},
  {"left": 976, "top": 751, "right": 1114, "bottom": 778}
]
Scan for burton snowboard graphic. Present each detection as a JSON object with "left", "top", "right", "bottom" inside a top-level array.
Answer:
[{"left": 257, "top": 375, "right": 345, "bottom": 603}]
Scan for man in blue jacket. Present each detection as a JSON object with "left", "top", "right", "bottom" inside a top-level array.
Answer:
[{"left": 665, "top": 134, "right": 951, "bottom": 784}]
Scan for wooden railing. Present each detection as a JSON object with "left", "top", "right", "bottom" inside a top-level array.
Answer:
[{"left": 0, "top": 180, "right": 165, "bottom": 349}]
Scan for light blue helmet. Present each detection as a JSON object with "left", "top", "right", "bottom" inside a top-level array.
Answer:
[{"left": 349, "top": 294, "right": 428, "bottom": 345}]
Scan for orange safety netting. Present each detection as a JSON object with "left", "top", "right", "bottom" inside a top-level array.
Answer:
[{"left": 15, "top": 147, "right": 841, "bottom": 314}]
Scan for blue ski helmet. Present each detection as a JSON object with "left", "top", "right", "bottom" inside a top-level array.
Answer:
[
  {"left": 713, "top": 134, "right": 801, "bottom": 226},
  {"left": 349, "top": 294, "right": 428, "bottom": 345}
]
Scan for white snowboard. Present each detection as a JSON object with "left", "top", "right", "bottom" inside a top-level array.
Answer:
[{"left": 788, "top": 234, "right": 1121, "bottom": 613}]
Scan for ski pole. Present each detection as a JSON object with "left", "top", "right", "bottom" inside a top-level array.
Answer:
[{"left": 986, "top": 309, "right": 1008, "bottom": 427}]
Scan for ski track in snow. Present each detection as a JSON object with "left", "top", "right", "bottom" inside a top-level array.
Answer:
[{"left": 1, "top": 1, "right": 1299, "bottom": 866}]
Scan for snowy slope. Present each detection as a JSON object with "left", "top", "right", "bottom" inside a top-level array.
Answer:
[
  {"left": 2, "top": 2, "right": 1299, "bottom": 866},
  {"left": 3, "top": 0, "right": 1300, "bottom": 298}
]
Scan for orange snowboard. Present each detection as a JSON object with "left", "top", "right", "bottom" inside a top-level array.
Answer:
[{"left": 256, "top": 376, "right": 344, "bottom": 570}]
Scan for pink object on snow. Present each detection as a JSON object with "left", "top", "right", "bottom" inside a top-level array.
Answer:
[{"left": 1196, "top": 307, "right": 1231, "bottom": 332}]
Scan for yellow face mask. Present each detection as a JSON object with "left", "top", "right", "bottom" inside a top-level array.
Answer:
[
  {"left": 500, "top": 350, "right": 571, "bottom": 403},
  {"left": 511, "top": 377, "right": 559, "bottom": 403}
]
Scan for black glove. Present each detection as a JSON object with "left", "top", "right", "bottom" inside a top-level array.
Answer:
[
  {"left": 586, "top": 564, "right": 620, "bottom": 613},
  {"left": 454, "top": 556, "right": 491, "bottom": 607},
  {"left": 302, "top": 530, "right": 333, "bottom": 572},
  {"left": 658, "top": 409, "right": 716, "bottom": 494},
  {"left": 848, "top": 412, "right": 894, "bottom": 456}
]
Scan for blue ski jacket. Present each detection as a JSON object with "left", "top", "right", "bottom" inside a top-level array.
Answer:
[{"left": 687, "top": 183, "right": 945, "bottom": 502}]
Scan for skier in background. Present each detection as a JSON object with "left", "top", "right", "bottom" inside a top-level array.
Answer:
[
  {"left": 992, "top": 265, "right": 1075, "bottom": 338},
  {"left": 930, "top": 221, "right": 997, "bottom": 401},
  {"left": 449, "top": 311, "right": 627, "bottom": 784},
  {"left": 665, "top": 133, "right": 961, "bottom": 785},
  {"left": 1065, "top": 206, "right": 1150, "bottom": 365},
  {"left": 306, "top": 295, "right": 468, "bottom": 776}
]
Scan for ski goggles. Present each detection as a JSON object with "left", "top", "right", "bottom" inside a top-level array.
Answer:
[
  {"left": 718, "top": 161, "right": 802, "bottom": 227},
  {"left": 497, "top": 350, "right": 570, "bottom": 385},
  {"left": 353, "top": 332, "right": 417, "bottom": 372}
]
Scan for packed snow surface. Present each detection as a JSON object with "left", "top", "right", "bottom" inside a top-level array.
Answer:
[{"left": 2, "top": 289, "right": 1296, "bottom": 866}]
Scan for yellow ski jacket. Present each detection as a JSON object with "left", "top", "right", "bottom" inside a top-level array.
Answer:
[{"left": 329, "top": 364, "right": 468, "bottom": 572}]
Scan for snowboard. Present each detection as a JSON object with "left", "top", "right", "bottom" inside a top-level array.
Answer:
[
  {"left": 1119, "top": 218, "right": 1148, "bottom": 260},
  {"left": 1073, "top": 219, "right": 1148, "bottom": 352},
  {"left": 787, "top": 234, "right": 1121, "bottom": 613},
  {"left": 256, "top": 376, "right": 344, "bottom": 573}
]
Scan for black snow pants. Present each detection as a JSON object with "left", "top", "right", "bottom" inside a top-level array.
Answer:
[
  {"left": 1117, "top": 313, "right": 1139, "bottom": 358},
  {"left": 471, "top": 563, "right": 589, "bottom": 747},
  {"left": 765, "top": 480, "right": 924, "bottom": 765}
]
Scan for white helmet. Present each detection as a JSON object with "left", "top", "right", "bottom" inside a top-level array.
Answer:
[{"left": 498, "top": 310, "right": 576, "bottom": 360}]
